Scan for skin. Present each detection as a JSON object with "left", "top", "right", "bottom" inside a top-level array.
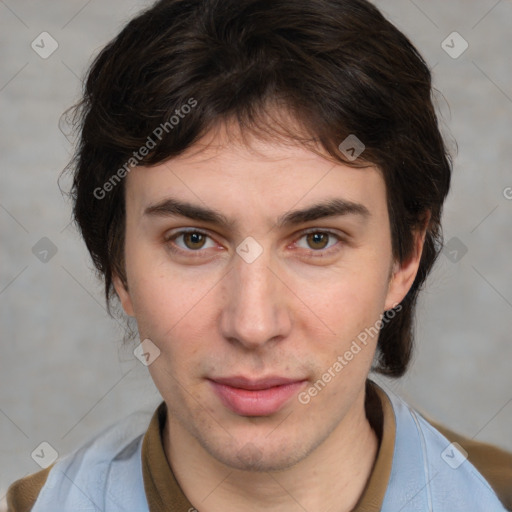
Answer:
[{"left": 114, "top": 122, "right": 426, "bottom": 512}]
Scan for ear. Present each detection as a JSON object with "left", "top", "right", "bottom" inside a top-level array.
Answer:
[
  {"left": 384, "top": 215, "right": 429, "bottom": 310},
  {"left": 113, "top": 274, "right": 135, "bottom": 317}
]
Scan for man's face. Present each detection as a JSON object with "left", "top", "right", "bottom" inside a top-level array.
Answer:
[{"left": 115, "top": 125, "right": 419, "bottom": 472}]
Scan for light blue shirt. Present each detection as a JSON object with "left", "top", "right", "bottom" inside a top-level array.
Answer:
[{"left": 30, "top": 382, "right": 508, "bottom": 511}]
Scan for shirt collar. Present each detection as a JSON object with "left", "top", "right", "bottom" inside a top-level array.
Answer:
[{"left": 141, "top": 379, "right": 396, "bottom": 512}]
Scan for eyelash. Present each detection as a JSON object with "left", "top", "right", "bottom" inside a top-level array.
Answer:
[{"left": 164, "top": 228, "right": 344, "bottom": 258}]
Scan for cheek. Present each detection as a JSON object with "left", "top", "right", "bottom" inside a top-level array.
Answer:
[
  {"left": 124, "top": 236, "right": 181, "bottom": 320},
  {"left": 298, "top": 275, "right": 390, "bottom": 385},
  {"left": 302, "top": 255, "right": 391, "bottom": 331},
  {"left": 302, "top": 270, "right": 389, "bottom": 391},
  {"left": 129, "top": 271, "right": 206, "bottom": 340},
  {"left": 124, "top": 243, "right": 220, "bottom": 360},
  {"left": 130, "top": 270, "right": 213, "bottom": 395}
]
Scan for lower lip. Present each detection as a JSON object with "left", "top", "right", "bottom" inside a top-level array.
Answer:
[{"left": 209, "top": 380, "right": 306, "bottom": 416}]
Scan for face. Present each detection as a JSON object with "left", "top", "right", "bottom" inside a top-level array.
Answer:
[{"left": 114, "top": 124, "right": 422, "bottom": 472}]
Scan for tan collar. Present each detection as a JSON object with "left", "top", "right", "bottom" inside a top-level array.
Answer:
[{"left": 141, "top": 380, "right": 395, "bottom": 512}]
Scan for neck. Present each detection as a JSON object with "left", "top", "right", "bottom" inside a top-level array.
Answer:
[{"left": 164, "top": 385, "right": 379, "bottom": 512}]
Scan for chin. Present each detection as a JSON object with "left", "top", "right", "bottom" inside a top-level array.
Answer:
[{"left": 199, "top": 434, "right": 312, "bottom": 473}]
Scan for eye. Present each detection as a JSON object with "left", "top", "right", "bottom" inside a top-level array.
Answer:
[
  {"left": 295, "top": 230, "right": 341, "bottom": 253},
  {"left": 166, "top": 230, "right": 217, "bottom": 252}
]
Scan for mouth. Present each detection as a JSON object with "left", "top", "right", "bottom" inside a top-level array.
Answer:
[{"left": 208, "top": 376, "right": 307, "bottom": 416}]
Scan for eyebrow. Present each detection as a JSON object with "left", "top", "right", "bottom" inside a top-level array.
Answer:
[{"left": 143, "top": 197, "right": 370, "bottom": 229}]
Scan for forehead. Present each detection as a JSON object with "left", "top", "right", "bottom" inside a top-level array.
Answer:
[{"left": 124, "top": 122, "right": 387, "bottom": 223}]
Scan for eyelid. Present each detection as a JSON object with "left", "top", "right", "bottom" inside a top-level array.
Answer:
[{"left": 164, "top": 227, "right": 212, "bottom": 241}]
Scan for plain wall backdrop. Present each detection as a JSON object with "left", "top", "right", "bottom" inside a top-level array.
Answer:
[{"left": 1, "top": 0, "right": 511, "bottom": 505}]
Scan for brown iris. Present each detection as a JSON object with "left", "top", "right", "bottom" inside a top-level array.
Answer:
[
  {"left": 183, "top": 232, "right": 207, "bottom": 250},
  {"left": 306, "top": 232, "right": 329, "bottom": 250}
]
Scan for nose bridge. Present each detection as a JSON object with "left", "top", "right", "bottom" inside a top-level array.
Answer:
[
  {"left": 237, "top": 254, "right": 273, "bottom": 307},
  {"left": 220, "top": 247, "right": 290, "bottom": 348}
]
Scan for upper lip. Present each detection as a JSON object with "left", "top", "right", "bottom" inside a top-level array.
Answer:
[{"left": 209, "top": 376, "right": 306, "bottom": 390}]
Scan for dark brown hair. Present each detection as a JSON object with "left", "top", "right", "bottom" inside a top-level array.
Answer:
[{"left": 68, "top": 0, "right": 452, "bottom": 377}]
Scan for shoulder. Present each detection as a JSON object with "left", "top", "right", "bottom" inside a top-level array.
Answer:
[
  {"left": 6, "top": 409, "right": 152, "bottom": 512},
  {"left": 427, "top": 418, "right": 512, "bottom": 511},
  {"left": 6, "top": 465, "right": 54, "bottom": 512},
  {"left": 373, "top": 383, "right": 511, "bottom": 510}
]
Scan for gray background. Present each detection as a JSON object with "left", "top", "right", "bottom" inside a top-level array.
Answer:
[{"left": 1, "top": 0, "right": 511, "bottom": 505}]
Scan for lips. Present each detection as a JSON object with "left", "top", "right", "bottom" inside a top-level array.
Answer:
[{"left": 208, "top": 376, "right": 307, "bottom": 416}]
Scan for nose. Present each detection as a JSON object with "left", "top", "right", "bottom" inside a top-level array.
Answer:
[{"left": 219, "top": 248, "right": 292, "bottom": 350}]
